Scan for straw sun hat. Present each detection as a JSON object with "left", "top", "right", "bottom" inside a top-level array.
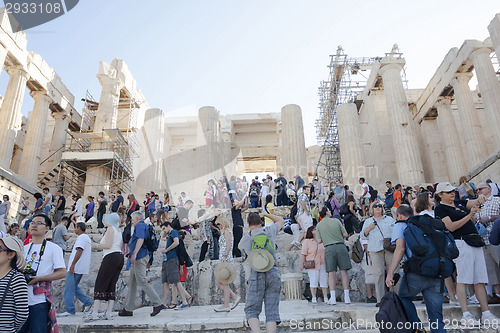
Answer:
[
  {"left": 247, "top": 249, "right": 274, "bottom": 272},
  {"left": 214, "top": 262, "right": 236, "bottom": 284}
]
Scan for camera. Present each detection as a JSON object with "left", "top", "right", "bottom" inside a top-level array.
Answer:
[{"left": 23, "top": 268, "right": 36, "bottom": 283}]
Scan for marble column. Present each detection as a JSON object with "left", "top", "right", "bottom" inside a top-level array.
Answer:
[
  {"left": 18, "top": 91, "right": 52, "bottom": 183},
  {"left": 436, "top": 98, "right": 467, "bottom": 182},
  {"left": 93, "top": 75, "right": 121, "bottom": 131},
  {"left": 337, "top": 103, "right": 365, "bottom": 188},
  {"left": 379, "top": 59, "right": 425, "bottom": 185},
  {"left": 280, "top": 104, "right": 308, "bottom": 180},
  {"left": 0, "top": 44, "right": 8, "bottom": 97},
  {"left": 136, "top": 108, "right": 165, "bottom": 195},
  {"left": 43, "top": 111, "right": 70, "bottom": 173},
  {"left": 0, "top": 65, "right": 29, "bottom": 169},
  {"left": 488, "top": 14, "right": 500, "bottom": 59},
  {"left": 450, "top": 72, "right": 487, "bottom": 167},
  {"left": 83, "top": 165, "right": 111, "bottom": 200},
  {"left": 196, "top": 106, "right": 220, "bottom": 179},
  {"left": 469, "top": 47, "right": 500, "bottom": 152}
]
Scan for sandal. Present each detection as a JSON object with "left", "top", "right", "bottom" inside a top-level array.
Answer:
[
  {"left": 166, "top": 304, "right": 177, "bottom": 309},
  {"left": 187, "top": 296, "right": 194, "bottom": 306}
]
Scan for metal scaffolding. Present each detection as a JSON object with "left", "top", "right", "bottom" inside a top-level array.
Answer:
[
  {"left": 314, "top": 46, "right": 409, "bottom": 185},
  {"left": 314, "top": 46, "right": 378, "bottom": 184}
]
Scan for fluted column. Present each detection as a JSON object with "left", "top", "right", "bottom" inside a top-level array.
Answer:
[
  {"left": 18, "top": 91, "right": 52, "bottom": 183},
  {"left": 337, "top": 103, "right": 365, "bottom": 188},
  {"left": 280, "top": 104, "right": 308, "bottom": 180},
  {"left": 469, "top": 47, "right": 500, "bottom": 151},
  {"left": 450, "top": 72, "right": 487, "bottom": 167},
  {"left": 488, "top": 14, "right": 500, "bottom": 59},
  {"left": 436, "top": 98, "right": 467, "bottom": 182},
  {"left": 0, "top": 65, "right": 29, "bottom": 169},
  {"left": 379, "top": 59, "right": 425, "bottom": 185},
  {"left": 42, "top": 111, "right": 70, "bottom": 173},
  {"left": 196, "top": 106, "right": 220, "bottom": 179},
  {"left": 136, "top": 108, "right": 166, "bottom": 194},
  {"left": 93, "top": 75, "right": 121, "bottom": 131}
]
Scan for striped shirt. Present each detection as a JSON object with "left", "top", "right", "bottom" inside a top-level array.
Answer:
[{"left": 0, "top": 269, "right": 29, "bottom": 332}]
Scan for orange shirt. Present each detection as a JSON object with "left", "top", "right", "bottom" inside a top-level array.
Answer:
[{"left": 393, "top": 190, "right": 402, "bottom": 208}]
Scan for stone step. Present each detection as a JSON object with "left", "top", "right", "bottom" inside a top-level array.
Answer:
[{"left": 57, "top": 301, "right": 500, "bottom": 333}]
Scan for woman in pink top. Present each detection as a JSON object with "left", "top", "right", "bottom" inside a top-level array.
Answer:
[{"left": 301, "top": 226, "right": 329, "bottom": 303}]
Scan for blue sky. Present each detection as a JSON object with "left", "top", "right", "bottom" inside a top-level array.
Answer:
[{"left": 8, "top": 0, "right": 500, "bottom": 146}]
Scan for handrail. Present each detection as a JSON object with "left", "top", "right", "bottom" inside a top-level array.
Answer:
[{"left": 39, "top": 144, "right": 65, "bottom": 166}]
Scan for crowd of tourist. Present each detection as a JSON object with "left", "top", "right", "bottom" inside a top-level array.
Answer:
[{"left": 0, "top": 174, "right": 500, "bottom": 333}]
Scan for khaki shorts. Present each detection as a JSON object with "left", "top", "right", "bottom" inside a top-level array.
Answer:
[
  {"left": 324, "top": 243, "right": 352, "bottom": 272},
  {"left": 454, "top": 240, "right": 488, "bottom": 285}
]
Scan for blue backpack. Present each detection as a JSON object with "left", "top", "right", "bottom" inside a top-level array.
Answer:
[
  {"left": 385, "top": 193, "right": 396, "bottom": 208},
  {"left": 403, "top": 214, "right": 458, "bottom": 279}
]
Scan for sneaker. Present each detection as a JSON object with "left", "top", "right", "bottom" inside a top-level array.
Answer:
[
  {"left": 344, "top": 295, "right": 351, "bottom": 304},
  {"left": 101, "top": 312, "right": 115, "bottom": 320},
  {"left": 231, "top": 296, "right": 241, "bottom": 310},
  {"left": 311, "top": 297, "right": 317, "bottom": 304},
  {"left": 84, "top": 312, "right": 102, "bottom": 321},
  {"left": 118, "top": 309, "right": 133, "bottom": 317},
  {"left": 58, "top": 312, "right": 75, "bottom": 317},
  {"left": 449, "top": 300, "right": 460, "bottom": 306},
  {"left": 328, "top": 298, "right": 337, "bottom": 305},
  {"left": 83, "top": 303, "right": 93, "bottom": 313},
  {"left": 366, "top": 296, "right": 377, "bottom": 303},
  {"left": 488, "top": 295, "right": 500, "bottom": 304},
  {"left": 150, "top": 305, "right": 164, "bottom": 317},
  {"left": 175, "top": 304, "right": 190, "bottom": 311},
  {"left": 481, "top": 312, "right": 500, "bottom": 327},
  {"left": 214, "top": 305, "right": 230, "bottom": 312},
  {"left": 461, "top": 313, "right": 480, "bottom": 327},
  {"left": 468, "top": 295, "right": 480, "bottom": 304}
]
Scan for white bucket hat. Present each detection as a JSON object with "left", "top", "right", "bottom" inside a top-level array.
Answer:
[
  {"left": 247, "top": 249, "right": 274, "bottom": 272},
  {"left": 1, "top": 236, "right": 27, "bottom": 270}
]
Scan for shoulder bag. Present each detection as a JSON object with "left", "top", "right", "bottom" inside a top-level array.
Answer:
[{"left": 303, "top": 241, "right": 318, "bottom": 269}]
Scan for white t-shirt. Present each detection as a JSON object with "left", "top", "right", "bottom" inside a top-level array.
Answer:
[
  {"left": 361, "top": 183, "right": 371, "bottom": 199},
  {"left": 67, "top": 234, "right": 92, "bottom": 275},
  {"left": 24, "top": 241, "right": 65, "bottom": 306},
  {"left": 44, "top": 193, "right": 53, "bottom": 208}
]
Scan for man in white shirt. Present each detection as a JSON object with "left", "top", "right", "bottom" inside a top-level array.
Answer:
[
  {"left": 59, "top": 222, "right": 93, "bottom": 316},
  {"left": 41, "top": 188, "right": 53, "bottom": 217},
  {"left": 359, "top": 177, "right": 371, "bottom": 216},
  {"left": 487, "top": 179, "right": 500, "bottom": 197},
  {"left": 20, "top": 214, "right": 66, "bottom": 333}
]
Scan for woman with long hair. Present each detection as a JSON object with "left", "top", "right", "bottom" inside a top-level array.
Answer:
[
  {"left": 301, "top": 226, "right": 329, "bottom": 303},
  {"left": 85, "top": 196, "right": 95, "bottom": 222},
  {"left": 161, "top": 193, "right": 170, "bottom": 223},
  {"left": 214, "top": 214, "right": 240, "bottom": 312},
  {"left": 342, "top": 194, "right": 360, "bottom": 235},
  {"left": 33, "top": 193, "right": 44, "bottom": 216},
  {"left": 126, "top": 194, "right": 138, "bottom": 218},
  {"left": 360, "top": 201, "right": 396, "bottom": 303},
  {"left": 263, "top": 194, "right": 275, "bottom": 227},
  {"left": 0, "top": 236, "right": 28, "bottom": 332},
  {"left": 86, "top": 213, "right": 124, "bottom": 320},
  {"left": 8, "top": 223, "right": 19, "bottom": 238}
]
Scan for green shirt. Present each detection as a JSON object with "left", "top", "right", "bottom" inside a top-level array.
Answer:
[{"left": 316, "top": 217, "right": 346, "bottom": 245}]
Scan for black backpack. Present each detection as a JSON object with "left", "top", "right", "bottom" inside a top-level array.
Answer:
[
  {"left": 375, "top": 291, "right": 413, "bottom": 333},
  {"left": 325, "top": 199, "right": 333, "bottom": 214},
  {"left": 351, "top": 235, "right": 363, "bottom": 263},
  {"left": 144, "top": 223, "right": 160, "bottom": 252},
  {"left": 340, "top": 203, "right": 350, "bottom": 217},
  {"left": 122, "top": 223, "right": 132, "bottom": 244},
  {"left": 368, "top": 184, "right": 377, "bottom": 200},
  {"left": 171, "top": 235, "right": 193, "bottom": 267}
]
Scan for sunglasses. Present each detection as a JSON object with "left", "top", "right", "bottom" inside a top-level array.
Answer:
[
  {"left": 477, "top": 187, "right": 489, "bottom": 191},
  {"left": 373, "top": 204, "right": 383, "bottom": 208},
  {"left": 444, "top": 190, "right": 455, "bottom": 194}
]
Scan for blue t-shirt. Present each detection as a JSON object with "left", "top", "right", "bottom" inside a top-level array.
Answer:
[
  {"left": 147, "top": 199, "right": 156, "bottom": 211},
  {"left": 163, "top": 229, "right": 180, "bottom": 261},
  {"left": 391, "top": 221, "right": 412, "bottom": 257},
  {"left": 128, "top": 221, "right": 149, "bottom": 260},
  {"left": 111, "top": 195, "right": 124, "bottom": 212}
]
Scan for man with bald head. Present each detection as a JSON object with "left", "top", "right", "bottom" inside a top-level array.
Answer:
[{"left": 475, "top": 183, "right": 500, "bottom": 304}]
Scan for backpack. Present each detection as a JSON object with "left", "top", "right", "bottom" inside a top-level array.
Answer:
[
  {"left": 251, "top": 234, "right": 275, "bottom": 254},
  {"left": 249, "top": 187, "right": 259, "bottom": 197},
  {"left": 144, "top": 223, "right": 160, "bottom": 252},
  {"left": 122, "top": 223, "right": 132, "bottom": 244},
  {"left": 494, "top": 183, "right": 500, "bottom": 198},
  {"left": 340, "top": 203, "right": 350, "bottom": 217},
  {"left": 171, "top": 216, "right": 181, "bottom": 230},
  {"left": 385, "top": 193, "right": 396, "bottom": 208},
  {"left": 351, "top": 236, "right": 363, "bottom": 263},
  {"left": 134, "top": 203, "right": 141, "bottom": 211},
  {"left": 176, "top": 236, "right": 193, "bottom": 267},
  {"left": 403, "top": 215, "right": 458, "bottom": 280},
  {"left": 368, "top": 184, "right": 377, "bottom": 200},
  {"left": 375, "top": 291, "right": 413, "bottom": 333}
]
